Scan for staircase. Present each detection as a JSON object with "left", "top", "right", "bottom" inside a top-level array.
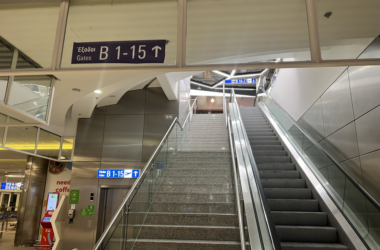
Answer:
[
  {"left": 133, "top": 114, "right": 243, "bottom": 250},
  {"left": 240, "top": 107, "right": 349, "bottom": 250}
]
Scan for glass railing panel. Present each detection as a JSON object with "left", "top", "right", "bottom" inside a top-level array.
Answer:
[
  {"left": 0, "top": 3, "right": 60, "bottom": 68},
  {"left": 152, "top": 140, "right": 168, "bottom": 199},
  {"left": 317, "top": 0, "right": 380, "bottom": 60},
  {"left": 5, "top": 118, "right": 38, "bottom": 154},
  {"left": 8, "top": 75, "right": 52, "bottom": 121},
  {"left": 37, "top": 129, "right": 61, "bottom": 159},
  {"left": 103, "top": 213, "right": 128, "bottom": 250},
  {"left": 258, "top": 91, "right": 380, "bottom": 248},
  {"left": 61, "top": 137, "right": 74, "bottom": 160},
  {"left": 0, "top": 76, "right": 9, "bottom": 102},
  {"left": 62, "top": 0, "right": 177, "bottom": 68},
  {"left": 102, "top": 122, "right": 180, "bottom": 250}
]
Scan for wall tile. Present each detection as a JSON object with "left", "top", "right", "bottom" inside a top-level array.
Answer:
[
  {"left": 355, "top": 106, "right": 380, "bottom": 155},
  {"left": 298, "top": 97, "right": 325, "bottom": 142},
  {"left": 321, "top": 70, "right": 355, "bottom": 136},
  {"left": 360, "top": 150, "right": 380, "bottom": 204},
  {"left": 348, "top": 65, "right": 380, "bottom": 119},
  {"left": 319, "top": 122, "right": 359, "bottom": 162}
]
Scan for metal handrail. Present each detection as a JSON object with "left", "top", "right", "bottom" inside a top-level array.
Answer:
[
  {"left": 231, "top": 88, "right": 282, "bottom": 250},
  {"left": 93, "top": 97, "right": 197, "bottom": 250},
  {"left": 257, "top": 87, "right": 380, "bottom": 211},
  {"left": 227, "top": 115, "right": 246, "bottom": 250},
  {"left": 181, "top": 97, "right": 197, "bottom": 129}
]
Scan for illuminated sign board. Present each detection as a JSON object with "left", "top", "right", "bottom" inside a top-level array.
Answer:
[
  {"left": 1, "top": 182, "right": 23, "bottom": 190},
  {"left": 97, "top": 169, "right": 140, "bottom": 179},
  {"left": 225, "top": 78, "right": 257, "bottom": 84}
]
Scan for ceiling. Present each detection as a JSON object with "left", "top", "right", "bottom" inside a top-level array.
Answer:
[{"left": 0, "top": 0, "right": 379, "bottom": 136}]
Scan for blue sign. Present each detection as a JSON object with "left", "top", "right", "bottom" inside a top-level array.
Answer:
[
  {"left": 156, "top": 161, "right": 164, "bottom": 170},
  {"left": 72, "top": 40, "right": 166, "bottom": 64},
  {"left": 225, "top": 78, "right": 257, "bottom": 84},
  {"left": 97, "top": 169, "right": 140, "bottom": 179},
  {"left": 1, "top": 182, "right": 23, "bottom": 190}
]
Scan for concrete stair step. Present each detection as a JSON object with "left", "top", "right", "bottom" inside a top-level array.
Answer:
[
  {"left": 268, "top": 199, "right": 319, "bottom": 212},
  {"left": 154, "top": 192, "right": 235, "bottom": 203},
  {"left": 264, "top": 188, "right": 312, "bottom": 199},
  {"left": 143, "top": 212, "right": 239, "bottom": 226},
  {"left": 170, "top": 157, "right": 231, "bottom": 164},
  {"left": 280, "top": 242, "right": 349, "bottom": 250},
  {"left": 168, "top": 162, "right": 232, "bottom": 169},
  {"left": 181, "top": 147, "right": 229, "bottom": 152},
  {"left": 173, "top": 152, "right": 231, "bottom": 158},
  {"left": 261, "top": 179, "right": 306, "bottom": 188},
  {"left": 257, "top": 163, "right": 295, "bottom": 170},
  {"left": 252, "top": 150, "right": 287, "bottom": 156},
  {"left": 272, "top": 211, "right": 327, "bottom": 226},
  {"left": 137, "top": 225, "right": 240, "bottom": 241},
  {"left": 259, "top": 170, "right": 300, "bottom": 179},
  {"left": 276, "top": 226, "right": 338, "bottom": 243},
  {"left": 162, "top": 176, "right": 233, "bottom": 185},
  {"left": 255, "top": 156, "right": 292, "bottom": 163},
  {"left": 132, "top": 239, "right": 243, "bottom": 250},
  {"left": 150, "top": 201, "right": 236, "bottom": 214},
  {"left": 158, "top": 184, "right": 235, "bottom": 194},
  {"left": 165, "top": 168, "right": 232, "bottom": 176}
]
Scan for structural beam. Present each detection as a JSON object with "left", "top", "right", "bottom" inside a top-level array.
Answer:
[
  {"left": 2, "top": 58, "right": 380, "bottom": 77},
  {"left": 176, "top": 0, "right": 187, "bottom": 68},
  {"left": 305, "top": 0, "right": 322, "bottom": 63}
]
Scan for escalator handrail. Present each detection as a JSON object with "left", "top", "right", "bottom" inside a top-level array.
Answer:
[
  {"left": 257, "top": 87, "right": 380, "bottom": 211},
  {"left": 231, "top": 88, "right": 282, "bottom": 250}
]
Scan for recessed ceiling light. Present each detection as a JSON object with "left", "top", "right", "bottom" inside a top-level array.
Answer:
[
  {"left": 94, "top": 90, "right": 101, "bottom": 94},
  {"left": 72, "top": 88, "right": 81, "bottom": 92},
  {"left": 109, "top": 95, "right": 116, "bottom": 98},
  {"left": 211, "top": 98, "right": 215, "bottom": 103}
]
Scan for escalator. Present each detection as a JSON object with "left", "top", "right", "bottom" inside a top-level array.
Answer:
[{"left": 240, "top": 107, "right": 348, "bottom": 250}]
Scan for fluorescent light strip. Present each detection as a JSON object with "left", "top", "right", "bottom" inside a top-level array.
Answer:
[
  {"left": 212, "top": 70, "right": 230, "bottom": 78},
  {"left": 191, "top": 81, "right": 254, "bottom": 91}
]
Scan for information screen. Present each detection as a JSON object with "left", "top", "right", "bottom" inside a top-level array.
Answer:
[
  {"left": 43, "top": 217, "right": 51, "bottom": 222},
  {"left": 47, "top": 193, "right": 59, "bottom": 211}
]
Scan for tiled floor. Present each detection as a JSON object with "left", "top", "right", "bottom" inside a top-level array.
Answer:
[{"left": 0, "top": 227, "right": 35, "bottom": 250}]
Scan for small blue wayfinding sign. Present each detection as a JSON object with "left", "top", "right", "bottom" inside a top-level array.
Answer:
[
  {"left": 97, "top": 169, "right": 140, "bottom": 179},
  {"left": 225, "top": 78, "right": 257, "bottom": 84},
  {"left": 1, "top": 182, "right": 23, "bottom": 190},
  {"left": 72, "top": 40, "right": 166, "bottom": 64}
]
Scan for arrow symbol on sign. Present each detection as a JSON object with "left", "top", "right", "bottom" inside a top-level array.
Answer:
[
  {"left": 152, "top": 46, "right": 162, "bottom": 57},
  {"left": 133, "top": 171, "right": 139, "bottom": 177}
]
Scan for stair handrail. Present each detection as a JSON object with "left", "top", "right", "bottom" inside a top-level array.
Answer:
[
  {"left": 92, "top": 97, "right": 197, "bottom": 250},
  {"left": 231, "top": 88, "right": 282, "bottom": 250},
  {"left": 257, "top": 87, "right": 380, "bottom": 211}
]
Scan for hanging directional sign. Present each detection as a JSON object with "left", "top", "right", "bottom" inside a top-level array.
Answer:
[
  {"left": 225, "top": 78, "right": 257, "bottom": 84},
  {"left": 97, "top": 169, "right": 140, "bottom": 179},
  {"left": 72, "top": 40, "right": 166, "bottom": 64}
]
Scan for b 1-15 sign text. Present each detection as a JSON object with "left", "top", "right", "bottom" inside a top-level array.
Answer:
[{"left": 72, "top": 40, "right": 166, "bottom": 64}]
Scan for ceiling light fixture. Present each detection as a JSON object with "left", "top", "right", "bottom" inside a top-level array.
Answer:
[
  {"left": 211, "top": 98, "right": 215, "bottom": 103},
  {"left": 94, "top": 90, "right": 101, "bottom": 94},
  {"left": 5, "top": 174, "right": 25, "bottom": 178},
  {"left": 212, "top": 70, "right": 230, "bottom": 78}
]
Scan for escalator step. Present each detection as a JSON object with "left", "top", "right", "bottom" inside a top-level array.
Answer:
[
  {"left": 276, "top": 226, "right": 338, "bottom": 243},
  {"left": 272, "top": 211, "right": 327, "bottom": 226},
  {"left": 268, "top": 199, "right": 319, "bottom": 212}
]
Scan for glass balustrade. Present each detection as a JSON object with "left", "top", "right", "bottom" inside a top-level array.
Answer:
[
  {"left": 102, "top": 110, "right": 194, "bottom": 250},
  {"left": 258, "top": 88, "right": 380, "bottom": 249}
]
